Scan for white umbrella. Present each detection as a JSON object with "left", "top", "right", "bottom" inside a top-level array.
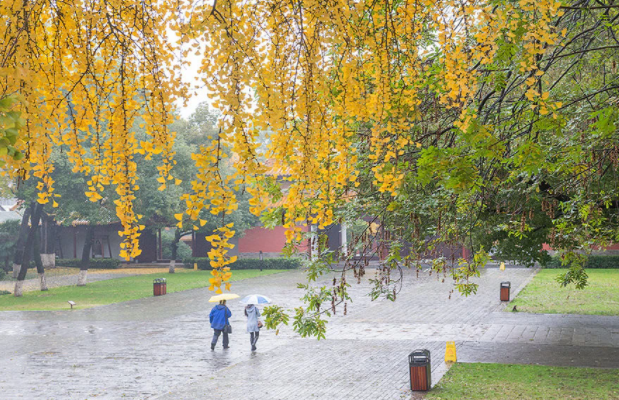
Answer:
[{"left": 240, "top": 294, "right": 271, "bottom": 305}]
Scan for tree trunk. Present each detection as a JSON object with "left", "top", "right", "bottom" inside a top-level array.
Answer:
[
  {"left": 41, "top": 214, "right": 56, "bottom": 268},
  {"left": 38, "top": 272, "right": 48, "bottom": 292},
  {"left": 14, "top": 280, "right": 24, "bottom": 297},
  {"left": 171, "top": 229, "right": 181, "bottom": 261},
  {"left": 40, "top": 254, "right": 55, "bottom": 269},
  {"left": 12, "top": 207, "right": 32, "bottom": 278},
  {"left": 14, "top": 203, "right": 43, "bottom": 297},
  {"left": 169, "top": 259, "right": 175, "bottom": 274},
  {"left": 33, "top": 227, "right": 47, "bottom": 291},
  {"left": 77, "top": 225, "right": 95, "bottom": 286}
]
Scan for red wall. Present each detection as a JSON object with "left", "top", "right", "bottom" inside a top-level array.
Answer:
[{"left": 238, "top": 226, "right": 308, "bottom": 253}]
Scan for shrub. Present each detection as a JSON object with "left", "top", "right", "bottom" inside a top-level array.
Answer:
[
  {"left": 0, "top": 268, "right": 5, "bottom": 280},
  {"left": 0, "top": 220, "right": 20, "bottom": 273},
  {"left": 183, "top": 257, "right": 302, "bottom": 270},
  {"left": 55, "top": 258, "right": 122, "bottom": 269},
  {"left": 0, "top": 290, "right": 10, "bottom": 295},
  {"left": 544, "top": 255, "right": 619, "bottom": 269},
  {"left": 161, "top": 230, "right": 192, "bottom": 260}
]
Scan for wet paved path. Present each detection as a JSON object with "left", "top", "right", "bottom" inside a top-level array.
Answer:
[{"left": 1, "top": 267, "right": 618, "bottom": 399}]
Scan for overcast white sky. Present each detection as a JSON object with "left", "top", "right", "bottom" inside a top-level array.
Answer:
[
  {"left": 175, "top": 52, "right": 210, "bottom": 119},
  {"left": 168, "top": 24, "right": 214, "bottom": 120}
]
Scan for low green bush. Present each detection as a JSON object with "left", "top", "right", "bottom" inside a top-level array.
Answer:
[
  {"left": 0, "top": 290, "right": 10, "bottom": 295},
  {"left": 0, "top": 268, "right": 5, "bottom": 280},
  {"left": 55, "top": 258, "right": 122, "bottom": 269},
  {"left": 183, "top": 257, "right": 302, "bottom": 270},
  {"left": 544, "top": 255, "right": 619, "bottom": 269}
]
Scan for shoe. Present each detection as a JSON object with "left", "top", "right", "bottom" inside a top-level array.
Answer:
[
  {"left": 251, "top": 345, "right": 256, "bottom": 351},
  {"left": 211, "top": 344, "right": 215, "bottom": 351},
  {"left": 223, "top": 346, "right": 229, "bottom": 349}
]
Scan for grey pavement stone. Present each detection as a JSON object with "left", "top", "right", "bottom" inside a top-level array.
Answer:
[{"left": 0, "top": 267, "right": 618, "bottom": 400}]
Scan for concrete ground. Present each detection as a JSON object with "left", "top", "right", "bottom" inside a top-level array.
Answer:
[{"left": 0, "top": 267, "right": 618, "bottom": 399}]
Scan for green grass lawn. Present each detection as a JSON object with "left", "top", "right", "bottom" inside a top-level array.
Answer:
[
  {"left": 0, "top": 269, "right": 286, "bottom": 311},
  {"left": 426, "top": 363, "right": 619, "bottom": 400},
  {"left": 509, "top": 269, "right": 619, "bottom": 316}
]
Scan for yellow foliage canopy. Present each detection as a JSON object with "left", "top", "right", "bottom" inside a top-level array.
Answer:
[
  {"left": 1, "top": 0, "right": 566, "bottom": 294},
  {"left": 0, "top": 0, "right": 184, "bottom": 259}
]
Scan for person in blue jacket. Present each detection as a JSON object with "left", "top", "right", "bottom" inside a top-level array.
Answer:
[{"left": 210, "top": 300, "right": 232, "bottom": 350}]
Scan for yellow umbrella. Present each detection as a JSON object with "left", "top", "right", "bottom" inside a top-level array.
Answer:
[{"left": 208, "top": 293, "right": 240, "bottom": 303}]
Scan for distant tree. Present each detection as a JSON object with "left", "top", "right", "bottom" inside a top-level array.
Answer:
[{"left": 0, "top": 220, "right": 20, "bottom": 273}]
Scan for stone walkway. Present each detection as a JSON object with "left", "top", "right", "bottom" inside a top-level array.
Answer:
[
  {"left": 0, "top": 267, "right": 618, "bottom": 399},
  {"left": 0, "top": 268, "right": 174, "bottom": 293}
]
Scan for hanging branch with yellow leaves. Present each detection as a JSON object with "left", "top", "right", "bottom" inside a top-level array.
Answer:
[
  {"left": 179, "top": 131, "right": 239, "bottom": 293},
  {"left": 186, "top": 0, "right": 563, "bottom": 265},
  {"left": 0, "top": 0, "right": 185, "bottom": 259}
]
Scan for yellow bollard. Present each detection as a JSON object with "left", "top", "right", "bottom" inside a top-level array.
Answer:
[
  {"left": 500, "top": 262, "right": 505, "bottom": 271},
  {"left": 194, "top": 262, "right": 198, "bottom": 271},
  {"left": 445, "top": 341, "right": 457, "bottom": 363}
]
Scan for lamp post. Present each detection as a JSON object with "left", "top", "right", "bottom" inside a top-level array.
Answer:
[{"left": 259, "top": 250, "right": 263, "bottom": 272}]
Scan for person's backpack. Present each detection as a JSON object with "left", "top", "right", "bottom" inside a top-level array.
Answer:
[{"left": 224, "top": 306, "right": 232, "bottom": 333}]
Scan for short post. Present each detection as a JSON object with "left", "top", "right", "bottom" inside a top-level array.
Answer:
[
  {"left": 162, "top": 278, "right": 167, "bottom": 295},
  {"left": 500, "top": 281, "right": 511, "bottom": 302},
  {"left": 259, "top": 250, "right": 263, "bottom": 272},
  {"left": 409, "top": 349, "right": 431, "bottom": 391}
]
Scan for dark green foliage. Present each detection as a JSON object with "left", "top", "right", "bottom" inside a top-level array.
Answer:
[
  {"left": 183, "top": 257, "right": 302, "bottom": 270},
  {"left": 0, "top": 268, "right": 5, "bottom": 280},
  {"left": 0, "top": 290, "right": 10, "bottom": 295},
  {"left": 56, "top": 258, "right": 121, "bottom": 269},
  {"left": 544, "top": 255, "right": 619, "bottom": 269},
  {"left": 0, "top": 220, "right": 20, "bottom": 272},
  {"left": 161, "top": 230, "right": 192, "bottom": 260}
]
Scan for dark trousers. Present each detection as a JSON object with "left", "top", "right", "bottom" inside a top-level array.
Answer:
[
  {"left": 250, "top": 331, "right": 259, "bottom": 348},
  {"left": 212, "top": 329, "right": 229, "bottom": 348}
]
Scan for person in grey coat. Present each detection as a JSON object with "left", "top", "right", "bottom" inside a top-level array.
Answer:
[{"left": 244, "top": 304, "right": 261, "bottom": 351}]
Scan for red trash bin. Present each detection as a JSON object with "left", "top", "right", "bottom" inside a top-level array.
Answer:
[
  {"left": 153, "top": 279, "right": 163, "bottom": 296},
  {"left": 500, "top": 281, "right": 511, "bottom": 302}
]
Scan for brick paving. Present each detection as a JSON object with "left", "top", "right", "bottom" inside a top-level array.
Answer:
[{"left": 0, "top": 267, "right": 618, "bottom": 399}]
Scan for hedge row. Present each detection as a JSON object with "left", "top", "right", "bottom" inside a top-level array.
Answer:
[
  {"left": 183, "top": 257, "right": 303, "bottom": 270},
  {"left": 544, "top": 255, "right": 619, "bottom": 269},
  {"left": 56, "top": 258, "right": 122, "bottom": 269}
]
